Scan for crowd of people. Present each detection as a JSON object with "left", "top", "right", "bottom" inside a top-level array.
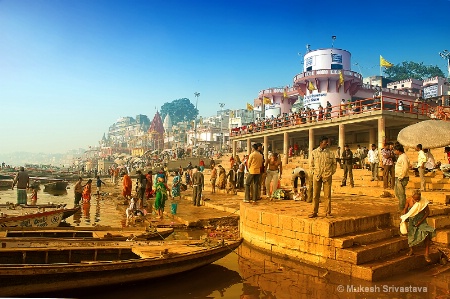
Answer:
[{"left": 230, "top": 97, "right": 446, "bottom": 137}]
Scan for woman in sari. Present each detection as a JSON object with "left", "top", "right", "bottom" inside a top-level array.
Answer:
[
  {"left": 171, "top": 171, "right": 181, "bottom": 200},
  {"left": 217, "top": 165, "right": 227, "bottom": 189},
  {"left": 401, "top": 190, "right": 435, "bottom": 262},
  {"left": 154, "top": 176, "right": 168, "bottom": 219},
  {"left": 122, "top": 172, "right": 132, "bottom": 202},
  {"left": 82, "top": 179, "right": 92, "bottom": 203}
]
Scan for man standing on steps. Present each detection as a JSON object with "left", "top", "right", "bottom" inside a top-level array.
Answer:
[
  {"left": 309, "top": 136, "right": 337, "bottom": 218},
  {"left": 192, "top": 166, "right": 204, "bottom": 206},
  {"left": 244, "top": 143, "right": 263, "bottom": 203},
  {"left": 416, "top": 144, "right": 427, "bottom": 191},
  {"left": 367, "top": 144, "right": 379, "bottom": 181},
  {"left": 340, "top": 144, "right": 354, "bottom": 188},
  {"left": 394, "top": 144, "right": 410, "bottom": 211}
]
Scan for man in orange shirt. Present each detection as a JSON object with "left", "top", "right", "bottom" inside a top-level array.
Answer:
[{"left": 244, "top": 143, "right": 263, "bottom": 203}]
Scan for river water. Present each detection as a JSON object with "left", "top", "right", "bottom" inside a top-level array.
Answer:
[{"left": 1, "top": 187, "right": 450, "bottom": 299}]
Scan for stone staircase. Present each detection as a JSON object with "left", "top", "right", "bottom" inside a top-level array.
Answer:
[{"left": 236, "top": 152, "right": 450, "bottom": 281}]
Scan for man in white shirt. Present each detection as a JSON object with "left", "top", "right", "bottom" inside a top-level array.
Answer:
[
  {"left": 367, "top": 144, "right": 379, "bottom": 181},
  {"left": 416, "top": 144, "right": 427, "bottom": 191},
  {"left": 394, "top": 144, "right": 410, "bottom": 211},
  {"left": 424, "top": 149, "right": 435, "bottom": 171}
]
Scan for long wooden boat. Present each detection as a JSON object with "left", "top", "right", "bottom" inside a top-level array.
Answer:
[
  {"left": 0, "top": 238, "right": 243, "bottom": 296},
  {"left": 0, "top": 207, "right": 79, "bottom": 228},
  {"left": 0, "top": 227, "right": 174, "bottom": 241}
]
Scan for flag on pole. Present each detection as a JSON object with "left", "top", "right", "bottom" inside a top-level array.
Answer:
[
  {"left": 246, "top": 103, "right": 254, "bottom": 111},
  {"left": 380, "top": 55, "right": 393, "bottom": 68},
  {"left": 307, "top": 81, "right": 316, "bottom": 91},
  {"left": 283, "top": 89, "right": 287, "bottom": 98},
  {"left": 338, "top": 70, "right": 344, "bottom": 87},
  {"left": 263, "top": 97, "right": 271, "bottom": 104}
]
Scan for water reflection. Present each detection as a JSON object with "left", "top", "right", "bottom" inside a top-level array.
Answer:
[{"left": 82, "top": 202, "right": 91, "bottom": 224}]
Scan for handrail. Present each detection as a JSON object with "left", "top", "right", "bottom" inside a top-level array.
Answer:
[{"left": 230, "top": 97, "right": 450, "bottom": 137}]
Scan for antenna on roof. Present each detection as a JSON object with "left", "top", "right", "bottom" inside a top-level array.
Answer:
[{"left": 331, "top": 36, "right": 336, "bottom": 48}]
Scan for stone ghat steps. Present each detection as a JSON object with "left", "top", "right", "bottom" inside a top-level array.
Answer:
[
  {"left": 336, "top": 235, "right": 408, "bottom": 265},
  {"left": 351, "top": 250, "right": 441, "bottom": 281}
]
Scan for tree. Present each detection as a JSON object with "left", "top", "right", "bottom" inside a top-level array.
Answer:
[
  {"left": 160, "top": 98, "right": 198, "bottom": 125},
  {"left": 384, "top": 61, "right": 445, "bottom": 81}
]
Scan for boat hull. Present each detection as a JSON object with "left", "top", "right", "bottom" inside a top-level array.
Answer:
[
  {"left": 0, "top": 239, "right": 242, "bottom": 296},
  {"left": 0, "top": 209, "right": 64, "bottom": 228}
]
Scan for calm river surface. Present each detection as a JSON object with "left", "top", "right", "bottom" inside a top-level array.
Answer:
[{"left": 1, "top": 187, "right": 449, "bottom": 299}]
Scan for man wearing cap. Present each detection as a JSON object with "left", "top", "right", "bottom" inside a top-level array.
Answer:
[{"left": 309, "top": 136, "right": 337, "bottom": 218}]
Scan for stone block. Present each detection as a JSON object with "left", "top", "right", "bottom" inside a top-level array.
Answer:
[
  {"left": 433, "top": 229, "right": 450, "bottom": 244},
  {"left": 428, "top": 216, "right": 450, "bottom": 229},
  {"left": 292, "top": 218, "right": 311, "bottom": 234},
  {"left": 278, "top": 214, "right": 293, "bottom": 231},
  {"left": 261, "top": 211, "right": 279, "bottom": 227}
]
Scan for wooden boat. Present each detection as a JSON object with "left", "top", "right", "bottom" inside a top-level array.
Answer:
[
  {"left": 0, "top": 179, "right": 12, "bottom": 189},
  {"left": 0, "top": 227, "right": 174, "bottom": 241},
  {"left": 43, "top": 180, "right": 69, "bottom": 191},
  {"left": 0, "top": 238, "right": 243, "bottom": 296},
  {"left": 0, "top": 207, "right": 79, "bottom": 228}
]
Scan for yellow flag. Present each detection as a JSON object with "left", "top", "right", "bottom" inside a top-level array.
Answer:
[
  {"left": 308, "top": 81, "right": 316, "bottom": 91},
  {"left": 380, "top": 55, "right": 393, "bottom": 68},
  {"left": 263, "top": 97, "right": 271, "bottom": 104},
  {"left": 338, "top": 70, "right": 344, "bottom": 86},
  {"left": 283, "top": 89, "right": 287, "bottom": 98},
  {"left": 246, "top": 103, "right": 254, "bottom": 111}
]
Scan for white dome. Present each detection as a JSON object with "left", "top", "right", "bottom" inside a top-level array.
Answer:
[{"left": 163, "top": 114, "right": 172, "bottom": 132}]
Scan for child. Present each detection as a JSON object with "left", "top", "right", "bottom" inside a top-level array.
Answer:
[
  {"left": 96, "top": 176, "right": 106, "bottom": 197},
  {"left": 29, "top": 187, "right": 38, "bottom": 205}
]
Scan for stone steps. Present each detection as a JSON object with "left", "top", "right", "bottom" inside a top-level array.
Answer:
[
  {"left": 332, "top": 227, "right": 399, "bottom": 249},
  {"left": 351, "top": 250, "right": 441, "bottom": 281},
  {"left": 336, "top": 236, "right": 408, "bottom": 265}
]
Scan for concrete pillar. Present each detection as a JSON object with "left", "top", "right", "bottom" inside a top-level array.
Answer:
[
  {"left": 263, "top": 136, "right": 268, "bottom": 160},
  {"left": 271, "top": 140, "right": 275, "bottom": 153},
  {"left": 339, "top": 124, "right": 345, "bottom": 149},
  {"left": 283, "top": 132, "right": 289, "bottom": 165},
  {"left": 247, "top": 138, "right": 251, "bottom": 156},
  {"left": 308, "top": 128, "right": 314, "bottom": 165},
  {"left": 378, "top": 117, "right": 386, "bottom": 150},
  {"left": 369, "top": 128, "right": 376, "bottom": 148},
  {"left": 232, "top": 140, "right": 237, "bottom": 158}
]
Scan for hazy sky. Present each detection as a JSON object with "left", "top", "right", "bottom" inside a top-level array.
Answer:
[{"left": 1, "top": 0, "right": 449, "bottom": 154}]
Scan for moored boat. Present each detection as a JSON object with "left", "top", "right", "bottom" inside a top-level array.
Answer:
[
  {"left": 0, "top": 238, "right": 243, "bottom": 296},
  {"left": 0, "top": 206, "right": 79, "bottom": 228},
  {"left": 0, "top": 226, "right": 174, "bottom": 241},
  {"left": 43, "top": 181, "right": 69, "bottom": 191}
]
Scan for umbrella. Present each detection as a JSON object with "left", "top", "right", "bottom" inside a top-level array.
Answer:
[
  {"left": 114, "top": 158, "right": 124, "bottom": 165},
  {"left": 397, "top": 120, "right": 450, "bottom": 149}
]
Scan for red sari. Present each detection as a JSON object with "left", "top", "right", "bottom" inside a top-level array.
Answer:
[{"left": 145, "top": 173, "right": 153, "bottom": 198}]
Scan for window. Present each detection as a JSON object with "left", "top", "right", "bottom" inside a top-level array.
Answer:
[{"left": 331, "top": 64, "right": 343, "bottom": 70}]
